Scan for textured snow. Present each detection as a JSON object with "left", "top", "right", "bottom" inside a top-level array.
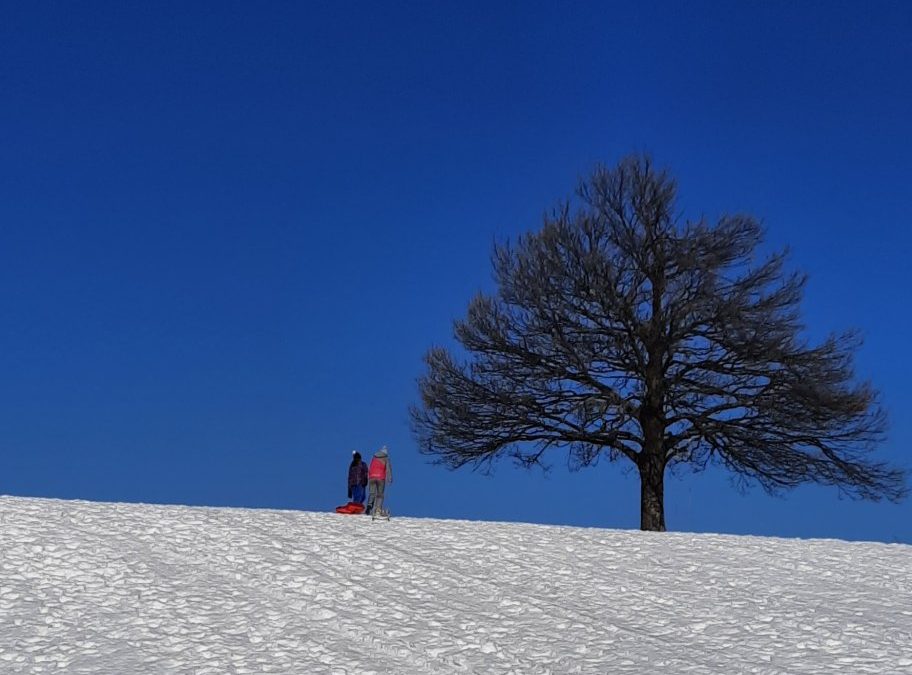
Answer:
[{"left": 1, "top": 496, "right": 911, "bottom": 674}]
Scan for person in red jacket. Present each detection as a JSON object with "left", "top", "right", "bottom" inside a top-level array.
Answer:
[{"left": 365, "top": 446, "right": 392, "bottom": 517}]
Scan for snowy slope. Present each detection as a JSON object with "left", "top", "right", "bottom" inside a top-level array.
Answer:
[{"left": 1, "top": 496, "right": 910, "bottom": 674}]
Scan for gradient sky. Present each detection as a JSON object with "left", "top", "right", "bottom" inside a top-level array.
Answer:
[{"left": 2, "top": 1, "right": 910, "bottom": 543}]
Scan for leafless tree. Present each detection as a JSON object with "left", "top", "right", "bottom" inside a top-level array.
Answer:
[{"left": 411, "top": 155, "right": 906, "bottom": 531}]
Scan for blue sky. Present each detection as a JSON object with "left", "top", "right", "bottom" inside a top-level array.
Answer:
[{"left": 1, "top": 1, "right": 910, "bottom": 543}]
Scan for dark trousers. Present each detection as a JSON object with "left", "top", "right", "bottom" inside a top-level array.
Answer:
[{"left": 351, "top": 484, "right": 365, "bottom": 504}]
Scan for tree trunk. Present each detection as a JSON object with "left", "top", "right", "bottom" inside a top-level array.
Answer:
[{"left": 638, "top": 455, "right": 666, "bottom": 531}]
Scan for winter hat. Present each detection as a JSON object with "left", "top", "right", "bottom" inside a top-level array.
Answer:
[{"left": 376, "top": 445, "right": 388, "bottom": 457}]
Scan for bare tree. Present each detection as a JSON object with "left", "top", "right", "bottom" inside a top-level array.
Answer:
[{"left": 411, "top": 155, "right": 906, "bottom": 531}]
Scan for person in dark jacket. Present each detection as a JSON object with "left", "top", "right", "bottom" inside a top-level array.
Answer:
[{"left": 348, "top": 452, "right": 369, "bottom": 505}]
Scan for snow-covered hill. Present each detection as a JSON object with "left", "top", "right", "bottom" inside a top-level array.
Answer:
[{"left": 1, "top": 496, "right": 910, "bottom": 674}]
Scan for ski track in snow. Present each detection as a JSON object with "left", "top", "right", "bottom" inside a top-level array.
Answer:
[{"left": 1, "top": 496, "right": 911, "bottom": 674}]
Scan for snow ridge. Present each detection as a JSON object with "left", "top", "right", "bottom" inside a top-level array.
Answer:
[{"left": 1, "top": 496, "right": 911, "bottom": 674}]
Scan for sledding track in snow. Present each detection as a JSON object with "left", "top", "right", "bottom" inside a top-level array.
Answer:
[{"left": 1, "top": 496, "right": 911, "bottom": 673}]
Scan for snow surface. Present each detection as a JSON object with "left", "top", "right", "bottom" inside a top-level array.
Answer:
[{"left": 1, "top": 496, "right": 911, "bottom": 674}]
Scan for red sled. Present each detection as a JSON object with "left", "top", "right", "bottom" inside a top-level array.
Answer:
[{"left": 335, "top": 501, "right": 365, "bottom": 515}]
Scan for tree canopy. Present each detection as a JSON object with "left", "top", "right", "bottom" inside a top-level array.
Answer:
[{"left": 411, "top": 155, "right": 906, "bottom": 530}]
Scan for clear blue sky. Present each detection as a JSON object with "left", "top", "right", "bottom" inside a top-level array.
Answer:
[{"left": 2, "top": 1, "right": 910, "bottom": 543}]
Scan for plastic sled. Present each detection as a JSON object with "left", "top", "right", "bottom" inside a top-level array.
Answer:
[{"left": 335, "top": 501, "right": 365, "bottom": 515}]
